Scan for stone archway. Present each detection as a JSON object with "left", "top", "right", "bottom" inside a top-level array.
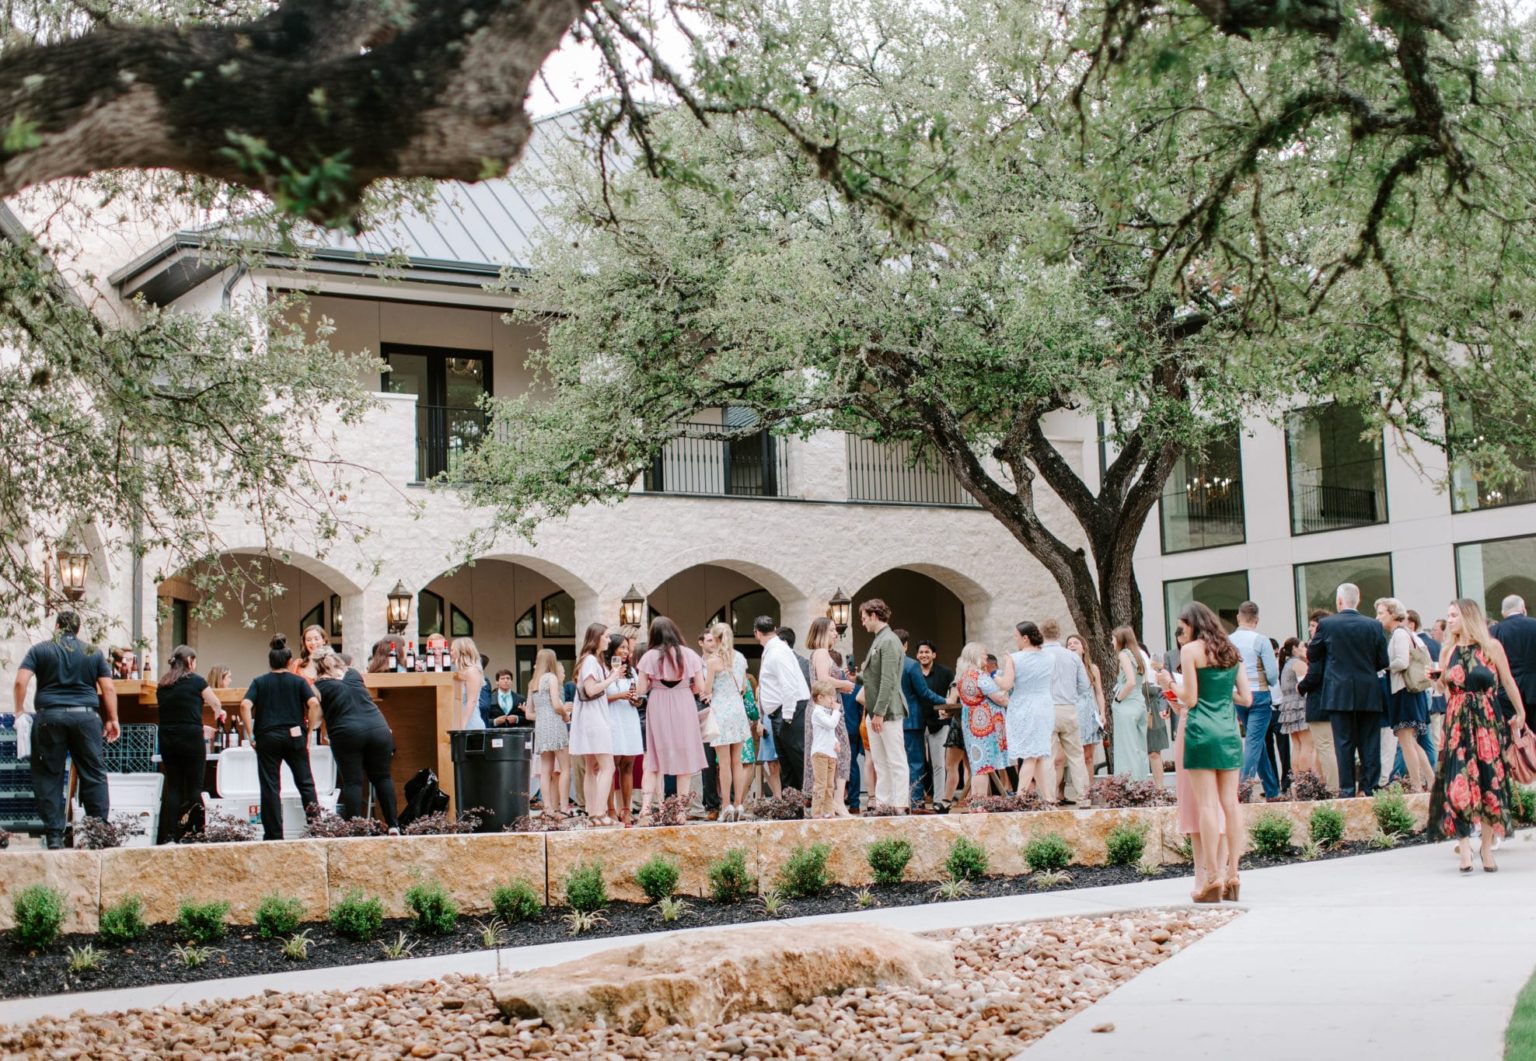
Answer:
[{"left": 847, "top": 565, "right": 977, "bottom": 667}]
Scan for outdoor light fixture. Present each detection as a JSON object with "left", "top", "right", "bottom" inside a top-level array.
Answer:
[
  {"left": 386, "top": 581, "right": 412, "bottom": 634},
  {"left": 57, "top": 550, "right": 89, "bottom": 602},
  {"left": 828, "top": 586, "right": 852, "bottom": 636},
  {"left": 619, "top": 585, "right": 646, "bottom": 628}
]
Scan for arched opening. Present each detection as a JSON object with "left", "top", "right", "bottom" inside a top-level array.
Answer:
[
  {"left": 645, "top": 564, "right": 782, "bottom": 668},
  {"left": 848, "top": 568, "right": 968, "bottom": 667}
]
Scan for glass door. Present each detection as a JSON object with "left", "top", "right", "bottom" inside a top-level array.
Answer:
[{"left": 382, "top": 345, "right": 491, "bottom": 479}]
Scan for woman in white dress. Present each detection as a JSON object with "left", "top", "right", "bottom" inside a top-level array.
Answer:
[
  {"left": 529, "top": 649, "right": 571, "bottom": 817},
  {"left": 981, "top": 621, "right": 1057, "bottom": 805},
  {"left": 806, "top": 617, "right": 854, "bottom": 816},
  {"left": 569, "top": 622, "right": 625, "bottom": 827},
  {"left": 603, "top": 632, "right": 644, "bottom": 826},
  {"left": 450, "top": 637, "right": 484, "bottom": 730},
  {"left": 701, "top": 622, "right": 751, "bottom": 821}
]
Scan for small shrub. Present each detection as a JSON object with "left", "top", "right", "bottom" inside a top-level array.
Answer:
[
  {"left": 1368, "top": 829, "right": 1400, "bottom": 849},
  {"left": 757, "top": 889, "right": 789, "bottom": 917},
  {"left": 866, "top": 837, "right": 914, "bottom": 885},
  {"left": 1290, "top": 771, "right": 1334, "bottom": 802},
  {"left": 635, "top": 855, "right": 681, "bottom": 903},
  {"left": 67, "top": 944, "right": 103, "bottom": 974},
  {"left": 708, "top": 848, "right": 757, "bottom": 903},
  {"left": 180, "top": 811, "right": 257, "bottom": 844},
  {"left": 490, "top": 879, "right": 542, "bottom": 923},
  {"left": 72, "top": 814, "right": 137, "bottom": 850},
  {"left": 1373, "top": 784, "right": 1415, "bottom": 837},
  {"left": 655, "top": 897, "right": 689, "bottom": 923},
  {"left": 329, "top": 889, "right": 384, "bottom": 942},
  {"left": 98, "top": 895, "right": 147, "bottom": 947},
  {"left": 281, "top": 929, "right": 315, "bottom": 961},
  {"left": 254, "top": 894, "right": 304, "bottom": 940},
  {"left": 1237, "top": 780, "right": 1259, "bottom": 804},
  {"left": 1105, "top": 823, "right": 1147, "bottom": 867},
  {"left": 1309, "top": 805, "right": 1346, "bottom": 848},
  {"left": 944, "top": 836, "right": 990, "bottom": 882},
  {"left": 0, "top": 826, "right": 11, "bottom": 849},
  {"left": 644, "top": 794, "right": 691, "bottom": 827},
  {"left": 745, "top": 787, "right": 806, "bottom": 821},
  {"left": 12, "top": 885, "right": 66, "bottom": 948},
  {"left": 564, "top": 861, "right": 608, "bottom": 912},
  {"left": 775, "top": 843, "right": 831, "bottom": 899},
  {"left": 306, "top": 808, "right": 383, "bottom": 838},
  {"left": 1090, "top": 777, "right": 1173, "bottom": 808},
  {"left": 404, "top": 880, "right": 459, "bottom": 936},
  {"left": 477, "top": 917, "right": 508, "bottom": 949},
  {"left": 378, "top": 931, "right": 416, "bottom": 959},
  {"left": 1297, "top": 838, "right": 1322, "bottom": 861},
  {"left": 1030, "top": 870, "right": 1073, "bottom": 890},
  {"left": 853, "top": 888, "right": 876, "bottom": 909},
  {"left": 564, "top": 909, "right": 606, "bottom": 935},
  {"left": 173, "top": 943, "right": 218, "bottom": 968},
  {"left": 930, "top": 877, "right": 974, "bottom": 901},
  {"left": 1512, "top": 786, "right": 1536, "bottom": 827},
  {"left": 1023, "top": 833, "right": 1073, "bottom": 874},
  {"left": 402, "top": 809, "right": 483, "bottom": 836},
  {"left": 1249, "top": 812, "right": 1294, "bottom": 858},
  {"left": 1136, "top": 857, "right": 1163, "bottom": 877},
  {"left": 965, "top": 792, "right": 1048, "bottom": 814},
  {"left": 862, "top": 802, "right": 907, "bottom": 817},
  {"left": 176, "top": 899, "right": 230, "bottom": 945}
]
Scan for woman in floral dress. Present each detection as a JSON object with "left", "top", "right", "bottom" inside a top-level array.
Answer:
[
  {"left": 1429, "top": 598, "right": 1528, "bottom": 873},
  {"left": 949, "top": 642, "right": 1007, "bottom": 807}
]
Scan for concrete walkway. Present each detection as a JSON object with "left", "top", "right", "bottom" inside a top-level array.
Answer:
[{"left": 2, "top": 835, "right": 1532, "bottom": 1061}]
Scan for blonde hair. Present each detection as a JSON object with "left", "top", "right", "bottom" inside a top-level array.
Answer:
[
  {"left": 810, "top": 678, "right": 838, "bottom": 703},
  {"left": 1112, "top": 626, "right": 1146, "bottom": 674},
  {"left": 1375, "top": 597, "right": 1407, "bottom": 621},
  {"left": 807, "top": 616, "right": 838, "bottom": 652},
  {"left": 708, "top": 622, "right": 735, "bottom": 665},
  {"left": 450, "top": 637, "right": 480, "bottom": 673},
  {"left": 956, "top": 642, "right": 987, "bottom": 675},
  {"left": 313, "top": 649, "right": 346, "bottom": 680},
  {"left": 530, "top": 649, "right": 565, "bottom": 702},
  {"left": 1452, "top": 598, "right": 1498, "bottom": 658}
]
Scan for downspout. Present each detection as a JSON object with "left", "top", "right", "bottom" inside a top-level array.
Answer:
[{"left": 1096, "top": 417, "right": 1108, "bottom": 484}]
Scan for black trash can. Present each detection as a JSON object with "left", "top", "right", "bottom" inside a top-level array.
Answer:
[{"left": 449, "top": 728, "right": 533, "bottom": 831}]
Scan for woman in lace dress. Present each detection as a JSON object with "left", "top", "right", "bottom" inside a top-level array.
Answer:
[{"left": 702, "top": 622, "right": 751, "bottom": 822}]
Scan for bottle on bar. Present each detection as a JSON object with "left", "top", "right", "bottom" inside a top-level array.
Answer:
[
  {"left": 141, "top": 645, "right": 153, "bottom": 682},
  {"left": 404, "top": 642, "right": 416, "bottom": 672},
  {"left": 388, "top": 642, "right": 399, "bottom": 672}
]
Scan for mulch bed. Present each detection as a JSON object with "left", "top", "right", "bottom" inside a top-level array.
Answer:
[{"left": 3, "top": 830, "right": 1433, "bottom": 1002}]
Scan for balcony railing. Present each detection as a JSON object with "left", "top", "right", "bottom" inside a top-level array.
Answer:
[
  {"left": 1289, "top": 459, "right": 1387, "bottom": 534},
  {"left": 1160, "top": 480, "right": 1246, "bottom": 553},
  {"left": 642, "top": 422, "right": 788, "bottom": 498},
  {"left": 415, "top": 404, "right": 489, "bottom": 481},
  {"left": 847, "top": 437, "right": 979, "bottom": 507}
]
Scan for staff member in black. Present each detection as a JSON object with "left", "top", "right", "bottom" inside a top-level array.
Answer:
[
  {"left": 13, "top": 610, "right": 118, "bottom": 849},
  {"left": 155, "top": 645, "right": 226, "bottom": 843},
  {"left": 313, "top": 649, "right": 400, "bottom": 832},
  {"left": 239, "top": 634, "right": 320, "bottom": 840}
]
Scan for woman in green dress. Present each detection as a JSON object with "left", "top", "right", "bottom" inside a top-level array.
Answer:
[{"left": 1162, "top": 601, "right": 1252, "bottom": 903}]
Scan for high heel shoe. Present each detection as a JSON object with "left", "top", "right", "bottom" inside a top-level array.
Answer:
[
  {"left": 1191, "top": 880, "right": 1223, "bottom": 904},
  {"left": 1221, "top": 876, "right": 1241, "bottom": 902}
]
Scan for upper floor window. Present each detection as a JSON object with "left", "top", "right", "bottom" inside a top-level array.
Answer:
[
  {"left": 382, "top": 343, "right": 491, "bottom": 481},
  {"left": 846, "top": 437, "right": 978, "bottom": 507},
  {"left": 1447, "top": 400, "right": 1536, "bottom": 513},
  {"left": 1160, "top": 430, "right": 1245, "bottom": 554},
  {"left": 643, "top": 410, "right": 788, "bottom": 498},
  {"left": 1285, "top": 404, "right": 1388, "bottom": 536}
]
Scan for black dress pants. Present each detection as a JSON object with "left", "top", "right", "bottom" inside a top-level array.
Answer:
[
  {"left": 772, "top": 701, "right": 808, "bottom": 795},
  {"left": 254, "top": 732, "right": 317, "bottom": 840},
  {"left": 30, "top": 709, "right": 108, "bottom": 845},
  {"left": 330, "top": 727, "right": 398, "bottom": 828},
  {"left": 157, "top": 727, "right": 207, "bottom": 843},
  {"left": 1331, "top": 711, "right": 1382, "bottom": 797}
]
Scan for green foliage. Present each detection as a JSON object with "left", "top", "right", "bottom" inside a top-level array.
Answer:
[
  {"left": 478, "top": 917, "right": 509, "bottom": 949},
  {"left": 1249, "top": 813, "right": 1295, "bottom": 858},
  {"left": 853, "top": 888, "right": 876, "bottom": 909},
  {"left": 11, "top": 884, "right": 66, "bottom": 948},
  {"left": 254, "top": 894, "right": 304, "bottom": 940},
  {"left": 1030, "top": 870, "right": 1073, "bottom": 890},
  {"left": 635, "top": 855, "right": 681, "bottom": 903},
  {"left": 866, "top": 837, "right": 914, "bottom": 885},
  {"left": 281, "top": 929, "right": 315, "bottom": 961},
  {"left": 1511, "top": 786, "right": 1536, "bottom": 827},
  {"left": 66, "top": 944, "right": 103, "bottom": 974},
  {"left": 945, "top": 837, "right": 990, "bottom": 882},
  {"left": 708, "top": 849, "right": 757, "bottom": 904},
  {"left": 757, "top": 889, "right": 789, "bottom": 917},
  {"left": 563, "top": 862, "right": 609, "bottom": 913},
  {"left": 378, "top": 931, "right": 416, "bottom": 960},
  {"left": 176, "top": 899, "right": 229, "bottom": 945},
  {"left": 403, "top": 881, "right": 459, "bottom": 936},
  {"left": 1105, "top": 823, "right": 1147, "bottom": 867},
  {"left": 1023, "top": 833, "right": 1073, "bottom": 874},
  {"left": 930, "top": 877, "right": 974, "bottom": 902},
  {"left": 329, "top": 889, "right": 385, "bottom": 942},
  {"left": 173, "top": 943, "right": 218, "bottom": 968},
  {"left": 775, "top": 842, "right": 831, "bottom": 899},
  {"left": 1373, "top": 785, "right": 1416, "bottom": 837},
  {"left": 1309, "top": 805, "right": 1347, "bottom": 848},
  {"left": 97, "top": 895, "right": 146, "bottom": 947},
  {"left": 564, "top": 909, "right": 606, "bottom": 935},
  {"left": 490, "top": 879, "right": 542, "bottom": 923},
  {"left": 655, "top": 897, "right": 689, "bottom": 923}
]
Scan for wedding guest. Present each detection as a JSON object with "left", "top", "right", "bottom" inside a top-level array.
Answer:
[
  {"left": 1408, "top": 610, "right": 1445, "bottom": 756},
  {"left": 1301, "top": 609, "right": 1339, "bottom": 790},
  {"left": 1229, "top": 602, "right": 1280, "bottom": 800},
  {"left": 296, "top": 624, "right": 329, "bottom": 681},
  {"left": 313, "top": 650, "right": 399, "bottom": 832},
  {"left": 808, "top": 680, "right": 842, "bottom": 818},
  {"left": 949, "top": 642, "right": 1007, "bottom": 806},
  {"left": 1493, "top": 595, "right": 1536, "bottom": 731},
  {"left": 602, "top": 634, "right": 644, "bottom": 826},
  {"left": 840, "top": 659, "right": 864, "bottom": 812},
  {"left": 1377, "top": 597, "right": 1434, "bottom": 792},
  {"left": 239, "top": 634, "right": 319, "bottom": 841},
  {"left": 702, "top": 623, "right": 751, "bottom": 822},
  {"left": 859, "top": 599, "right": 910, "bottom": 811},
  {"left": 529, "top": 649, "right": 571, "bottom": 819},
  {"left": 805, "top": 617, "right": 853, "bottom": 816},
  {"left": 898, "top": 630, "right": 949, "bottom": 811},
  {"left": 1066, "top": 634, "right": 1106, "bottom": 787},
  {"left": 450, "top": 637, "right": 485, "bottom": 730},
  {"left": 984, "top": 622, "right": 1055, "bottom": 804},
  {"left": 1109, "top": 627, "right": 1150, "bottom": 780},
  {"left": 1154, "top": 641, "right": 1229, "bottom": 898},
  {"left": 572, "top": 623, "right": 622, "bottom": 826},
  {"left": 755, "top": 617, "right": 809, "bottom": 793},
  {"left": 365, "top": 639, "right": 395, "bottom": 674},
  {"left": 155, "top": 645, "right": 225, "bottom": 842},
  {"left": 1304, "top": 583, "right": 1389, "bottom": 797},
  {"left": 916, "top": 640, "right": 955, "bottom": 809},
  {"left": 481, "top": 669, "right": 527, "bottom": 728},
  {"left": 1276, "top": 638, "right": 1319, "bottom": 781},
  {"left": 206, "top": 665, "right": 234, "bottom": 690},
  {"left": 1038, "top": 620, "right": 1092, "bottom": 804},
  {"left": 635, "top": 616, "right": 708, "bottom": 820}
]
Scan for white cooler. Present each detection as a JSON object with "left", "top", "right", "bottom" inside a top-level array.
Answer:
[
  {"left": 73, "top": 772, "right": 162, "bottom": 847},
  {"left": 204, "top": 744, "right": 340, "bottom": 839}
]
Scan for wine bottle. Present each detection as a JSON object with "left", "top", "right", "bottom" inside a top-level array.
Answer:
[
  {"left": 388, "top": 643, "right": 399, "bottom": 672},
  {"left": 404, "top": 643, "right": 416, "bottom": 671}
]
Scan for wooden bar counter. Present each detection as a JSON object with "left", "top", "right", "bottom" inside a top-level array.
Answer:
[{"left": 113, "top": 673, "right": 460, "bottom": 805}]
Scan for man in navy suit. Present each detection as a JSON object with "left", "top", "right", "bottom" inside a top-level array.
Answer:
[
  {"left": 1493, "top": 595, "right": 1536, "bottom": 729},
  {"left": 1300, "top": 582, "right": 1389, "bottom": 797}
]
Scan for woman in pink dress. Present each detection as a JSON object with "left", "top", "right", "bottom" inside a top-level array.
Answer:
[{"left": 635, "top": 615, "right": 709, "bottom": 819}]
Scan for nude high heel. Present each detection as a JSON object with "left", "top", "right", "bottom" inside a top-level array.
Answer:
[
  {"left": 1221, "top": 876, "right": 1241, "bottom": 902},
  {"left": 1191, "top": 880, "right": 1223, "bottom": 904}
]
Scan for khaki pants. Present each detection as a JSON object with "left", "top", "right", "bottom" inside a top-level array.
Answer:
[
  {"left": 811, "top": 754, "right": 837, "bottom": 818},
  {"left": 1309, "top": 720, "right": 1339, "bottom": 791},
  {"left": 570, "top": 753, "right": 586, "bottom": 813},
  {"left": 867, "top": 720, "right": 910, "bottom": 809},
  {"left": 926, "top": 725, "right": 950, "bottom": 806},
  {"left": 1053, "top": 703, "right": 1090, "bottom": 803}
]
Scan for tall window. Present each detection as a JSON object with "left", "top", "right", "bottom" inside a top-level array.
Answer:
[
  {"left": 1285, "top": 404, "right": 1388, "bottom": 535},
  {"left": 1448, "top": 400, "right": 1536, "bottom": 512},
  {"left": 1455, "top": 536, "right": 1536, "bottom": 619},
  {"left": 1163, "top": 571, "right": 1250, "bottom": 644},
  {"left": 1160, "top": 430, "right": 1245, "bottom": 554},
  {"left": 1294, "top": 553, "right": 1392, "bottom": 637},
  {"left": 382, "top": 343, "right": 492, "bottom": 480}
]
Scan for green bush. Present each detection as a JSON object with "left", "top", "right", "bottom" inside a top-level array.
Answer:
[
  {"left": 1249, "top": 812, "right": 1294, "bottom": 857},
  {"left": 491, "top": 879, "right": 542, "bottom": 923},
  {"left": 11, "top": 884, "right": 66, "bottom": 948},
  {"left": 707, "top": 848, "right": 757, "bottom": 903},
  {"left": 98, "top": 895, "right": 147, "bottom": 947},
  {"left": 563, "top": 862, "right": 608, "bottom": 912},
  {"left": 254, "top": 894, "right": 304, "bottom": 940},
  {"left": 1373, "top": 785, "right": 1415, "bottom": 837},
  {"left": 1309, "top": 805, "right": 1346, "bottom": 847},
  {"left": 1105, "top": 823, "right": 1147, "bottom": 867},
  {"left": 404, "top": 880, "right": 459, "bottom": 936},
  {"left": 176, "top": 899, "right": 230, "bottom": 945},
  {"left": 635, "top": 855, "right": 681, "bottom": 903},
  {"left": 775, "top": 842, "right": 831, "bottom": 899},
  {"left": 1511, "top": 786, "right": 1536, "bottom": 827},
  {"left": 866, "top": 837, "right": 914, "bottom": 885},
  {"left": 329, "top": 889, "right": 385, "bottom": 942},
  {"left": 1023, "top": 833, "right": 1073, "bottom": 873},
  {"left": 945, "top": 836, "right": 990, "bottom": 882}
]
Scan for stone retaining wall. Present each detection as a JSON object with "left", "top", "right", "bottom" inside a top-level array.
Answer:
[{"left": 0, "top": 795, "right": 1429, "bottom": 929}]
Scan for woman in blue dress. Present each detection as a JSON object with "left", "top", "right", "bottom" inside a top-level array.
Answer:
[
  {"left": 981, "top": 622, "right": 1057, "bottom": 804},
  {"left": 948, "top": 642, "right": 1007, "bottom": 808}
]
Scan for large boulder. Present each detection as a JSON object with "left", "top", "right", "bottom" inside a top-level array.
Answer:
[{"left": 490, "top": 923, "right": 954, "bottom": 1031}]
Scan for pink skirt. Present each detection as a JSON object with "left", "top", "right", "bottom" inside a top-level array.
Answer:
[
  {"left": 642, "top": 685, "right": 708, "bottom": 775},
  {"left": 1175, "top": 726, "right": 1226, "bottom": 835}
]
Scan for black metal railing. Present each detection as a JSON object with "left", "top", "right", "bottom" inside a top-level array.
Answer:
[
  {"left": 415, "top": 404, "right": 489, "bottom": 481},
  {"left": 1160, "top": 480, "right": 1246, "bottom": 553},
  {"left": 642, "top": 422, "right": 789, "bottom": 498},
  {"left": 846, "top": 437, "right": 979, "bottom": 507},
  {"left": 1290, "top": 459, "right": 1387, "bottom": 534}
]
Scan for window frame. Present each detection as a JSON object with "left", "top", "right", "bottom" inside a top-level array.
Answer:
[
  {"left": 1158, "top": 431, "right": 1247, "bottom": 556},
  {"left": 1283, "top": 403, "right": 1391, "bottom": 538},
  {"left": 1292, "top": 551, "right": 1395, "bottom": 637},
  {"left": 1162, "top": 569, "right": 1251, "bottom": 646}
]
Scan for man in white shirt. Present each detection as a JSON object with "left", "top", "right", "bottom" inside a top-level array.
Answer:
[
  {"left": 755, "top": 616, "right": 810, "bottom": 792},
  {"left": 1039, "top": 618, "right": 1092, "bottom": 805},
  {"left": 1229, "top": 601, "right": 1281, "bottom": 799}
]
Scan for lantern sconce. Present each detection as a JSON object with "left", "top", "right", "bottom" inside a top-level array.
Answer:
[
  {"left": 386, "top": 581, "right": 412, "bottom": 635},
  {"left": 619, "top": 585, "right": 646, "bottom": 629},
  {"left": 56, "top": 550, "right": 89, "bottom": 603},
  {"left": 827, "top": 586, "right": 852, "bottom": 637}
]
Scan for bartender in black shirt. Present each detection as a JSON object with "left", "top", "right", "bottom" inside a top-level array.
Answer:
[
  {"left": 155, "top": 645, "right": 226, "bottom": 842},
  {"left": 239, "top": 634, "right": 320, "bottom": 840}
]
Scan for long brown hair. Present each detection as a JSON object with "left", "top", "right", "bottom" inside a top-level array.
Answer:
[
  {"left": 1111, "top": 626, "right": 1145, "bottom": 675},
  {"left": 577, "top": 622, "right": 608, "bottom": 669},
  {"left": 158, "top": 644, "right": 196, "bottom": 688},
  {"left": 807, "top": 616, "right": 838, "bottom": 652},
  {"left": 646, "top": 615, "right": 686, "bottom": 674},
  {"left": 1451, "top": 598, "right": 1499, "bottom": 659},
  {"left": 1178, "top": 602, "right": 1240, "bottom": 669},
  {"left": 300, "top": 624, "right": 328, "bottom": 663}
]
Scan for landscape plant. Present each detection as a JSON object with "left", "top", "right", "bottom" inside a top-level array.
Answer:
[
  {"left": 866, "top": 837, "right": 914, "bottom": 885},
  {"left": 1249, "top": 813, "right": 1295, "bottom": 858},
  {"left": 97, "top": 895, "right": 147, "bottom": 947},
  {"left": 176, "top": 899, "right": 230, "bottom": 945},
  {"left": 707, "top": 849, "right": 757, "bottom": 904},
  {"left": 563, "top": 862, "right": 608, "bottom": 913},
  {"left": 490, "top": 879, "right": 542, "bottom": 923},
  {"left": 329, "top": 889, "right": 385, "bottom": 942},
  {"left": 945, "top": 837, "right": 990, "bottom": 882},
  {"left": 253, "top": 894, "right": 304, "bottom": 940},
  {"left": 281, "top": 929, "right": 315, "bottom": 961},
  {"left": 1290, "top": 772, "right": 1334, "bottom": 803},
  {"left": 1373, "top": 786, "right": 1416, "bottom": 837},
  {"left": 404, "top": 881, "right": 460, "bottom": 936},
  {"left": 775, "top": 843, "right": 832, "bottom": 899},
  {"left": 66, "top": 944, "right": 103, "bottom": 974},
  {"left": 635, "top": 855, "right": 681, "bottom": 903},
  {"left": 1309, "top": 806, "right": 1347, "bottom": 849},
  {"left": 1023, "top": 834, "right": 1073, "bottom": 874},
  {"left": 1105, "top": 823, "right": 1147, "bottom": 867},
  {"left": 11, "top": 885, "right": 66, "bottom": 948}
]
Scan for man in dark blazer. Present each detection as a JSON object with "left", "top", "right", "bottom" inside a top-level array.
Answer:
[
  {"left": 1298, "top": 583, "right": 1389, "bottom": 797},
  {"left": 1493, "top": 595, "right": 1536, "bottom": 729}
]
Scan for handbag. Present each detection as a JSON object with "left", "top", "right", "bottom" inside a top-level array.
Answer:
[
  {"left": 1404, "top": 638, "right": 1433, "bottom": 693},
  {"left": 1508, "top": 725, "right": 1536, "bottom": 785},
  {"left": 699, "top": 707, "right": 721, "bottom": 743}
]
